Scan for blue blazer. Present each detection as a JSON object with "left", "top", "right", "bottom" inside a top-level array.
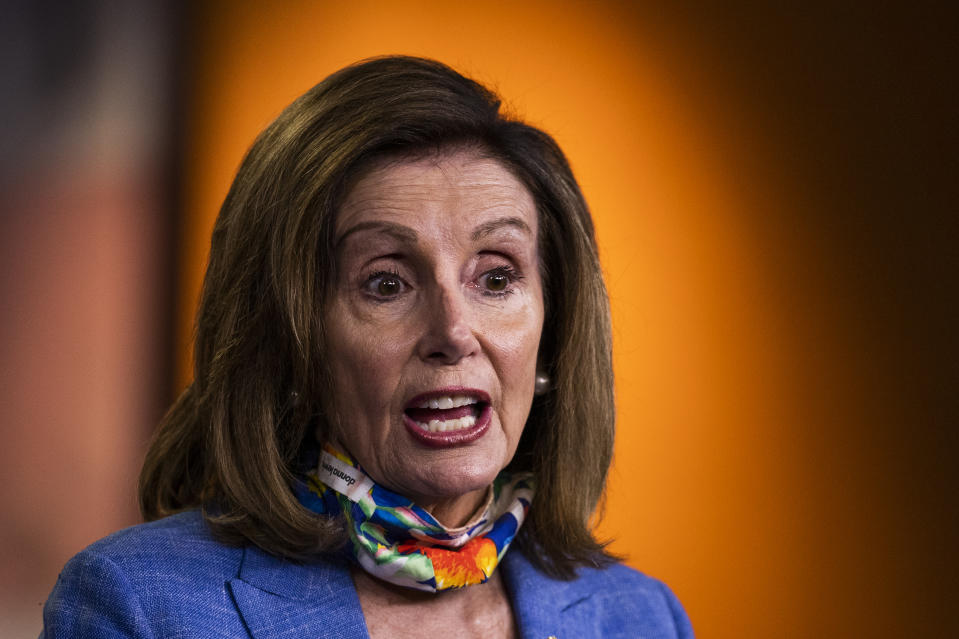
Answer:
[{"left": 42, "top": 510, "right": 693, "bottom": 638}]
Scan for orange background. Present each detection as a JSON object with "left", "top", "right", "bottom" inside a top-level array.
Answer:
[
  {"left": 2, "top": 1, "right": 954, "bottom": 637},
  {"left": 177, "top": 2, "right": 955, "bottom": 636}
]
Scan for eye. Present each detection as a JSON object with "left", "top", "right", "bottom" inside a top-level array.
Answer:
[
  {"left": 477, "top": 265, "right": 521, "bottom": 296},
  {"left": 364, "top": 270, "right": 407, "bottom": 299},
  {"left": 485, "top": 271, "right": 510, "bottom": 292}
]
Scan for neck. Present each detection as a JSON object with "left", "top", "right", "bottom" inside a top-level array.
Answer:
[
  {"left": 350, "top": 565, "right": 519, "bottom": 638},
  {"left": 416, "top": 485, "right": 492, "bottom": 528}
]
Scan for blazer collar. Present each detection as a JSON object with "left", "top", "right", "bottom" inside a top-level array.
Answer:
[
  {"left": 228, "top": 544, "right": 595, "bottom": 639},
  {"left": 501, "top": 547, "right": 598, "bottom": 639},
  {"left": 228, "top": 545, "right": 370, "bottom": 639}
]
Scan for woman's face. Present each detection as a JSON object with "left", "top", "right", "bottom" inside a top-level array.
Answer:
[{"left": 324, "top": 149, "right": 544, "bottom": 525}]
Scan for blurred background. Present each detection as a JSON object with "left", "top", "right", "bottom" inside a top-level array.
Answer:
[{"left": 1, "top": 1, "right": 955, "bottom": 636}]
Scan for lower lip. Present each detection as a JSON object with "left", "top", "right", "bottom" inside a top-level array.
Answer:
[{"left": 403, "top": 404, "right": 492, "bottom": 448}]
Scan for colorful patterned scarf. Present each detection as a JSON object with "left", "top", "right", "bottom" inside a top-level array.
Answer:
[{"left": 294, "top": 444, "right": 534, "bottom": 592}]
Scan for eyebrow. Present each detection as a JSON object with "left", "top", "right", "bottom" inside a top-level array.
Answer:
[
  {"left": 470, "top": 216, "right": 533, "bottom": 241},
  {"left": 335, "top": 221, "right": 418, "bottom": 249}
]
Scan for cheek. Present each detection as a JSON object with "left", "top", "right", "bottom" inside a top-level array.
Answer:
[
  {"left": 324, "top": 306, "right": 404, "bottom": 419},
  {"left": 497, "top": 329, "right": 541, "bottom": 375},
  {"left": 487, "top": 299, "right": 544, "bottom": 396},
  {"left": 506, "top": 294, "right": 545, "bottom": 360}
]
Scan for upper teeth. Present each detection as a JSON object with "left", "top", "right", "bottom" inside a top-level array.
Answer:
[{"left": 417, "top": 395, "right": 478, "bottom": 409}]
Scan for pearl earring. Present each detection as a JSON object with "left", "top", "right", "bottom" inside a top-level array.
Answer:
[{"left": 534, "top": 372, "right": 551, "bottom": 396}]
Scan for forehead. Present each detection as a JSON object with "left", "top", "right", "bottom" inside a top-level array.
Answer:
[{"left": 335, "top": 150, "right": 538, "bottom": 238}]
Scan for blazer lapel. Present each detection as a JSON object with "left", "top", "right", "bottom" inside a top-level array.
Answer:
[
  {"left": 501, "top": 549, "right": 597, "bottom": 639},
  {"left": 228, "top": 543, "right": 595, "bottom": 639},
  {"left": 228, "top": 546, "right": 371, "bottom": 639}
]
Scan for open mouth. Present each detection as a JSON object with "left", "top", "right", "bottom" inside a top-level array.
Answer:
[
  {"left": 401, "top": 388, "right": 492, "bottom": 447},
  {"left": 404, "top": 393, "right": 488, "bottom": 433}
]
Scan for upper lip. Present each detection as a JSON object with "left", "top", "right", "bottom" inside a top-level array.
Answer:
[{"left": 404, "top": 386, "right": 491, "bottom": 410}]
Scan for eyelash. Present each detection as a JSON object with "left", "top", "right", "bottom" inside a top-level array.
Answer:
[
  {"left": 361, "top": 265, "right": 522, "bottom": 300},
  {"left": 363, "top": 269, "right": 406, "bottom": 300},
  {"left": 476, "top": 265, "right": 522, "bottom": 298}
]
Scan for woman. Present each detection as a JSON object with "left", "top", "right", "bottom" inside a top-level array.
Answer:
[{"left": 43, "top": 56, "right": 693, "bottom": 638}]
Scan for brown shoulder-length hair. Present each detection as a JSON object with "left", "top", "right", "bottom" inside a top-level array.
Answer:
[{"left": 140, "top": 56, "right": 615, "bottom": 578}]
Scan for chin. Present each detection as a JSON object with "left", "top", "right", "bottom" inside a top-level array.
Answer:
[{"left": 397, "top": 448, "right": 507, "bottom": 504}]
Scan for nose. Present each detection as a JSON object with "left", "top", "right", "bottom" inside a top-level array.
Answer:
[{"left": 416, "top": 282, "right": 480, "bottom": 365}]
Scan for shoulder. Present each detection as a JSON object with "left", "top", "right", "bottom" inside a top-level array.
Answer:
[
  {"left": 72, "top": 509, "right": 238, "bottom": 573},
  {"left": 80, "top": 508, "right": 226, "bottom": 551},
  {"left": 58, "top": 509, "right": 243, "bottom": 599},
  {"left": 577, "top": 561, "right": 692, "bottom": 631},
  {"left": 42, "top": 510, "right": 249, "bottom": 638},
  {"left": 562, "top": 561, "right": 694, "bottom": 638},
  {"left": 575, "top": 559, "right": 679, "bottom": 598},
  {"left": 504, "top": 550, "right": 694, "bottom": 638}
]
